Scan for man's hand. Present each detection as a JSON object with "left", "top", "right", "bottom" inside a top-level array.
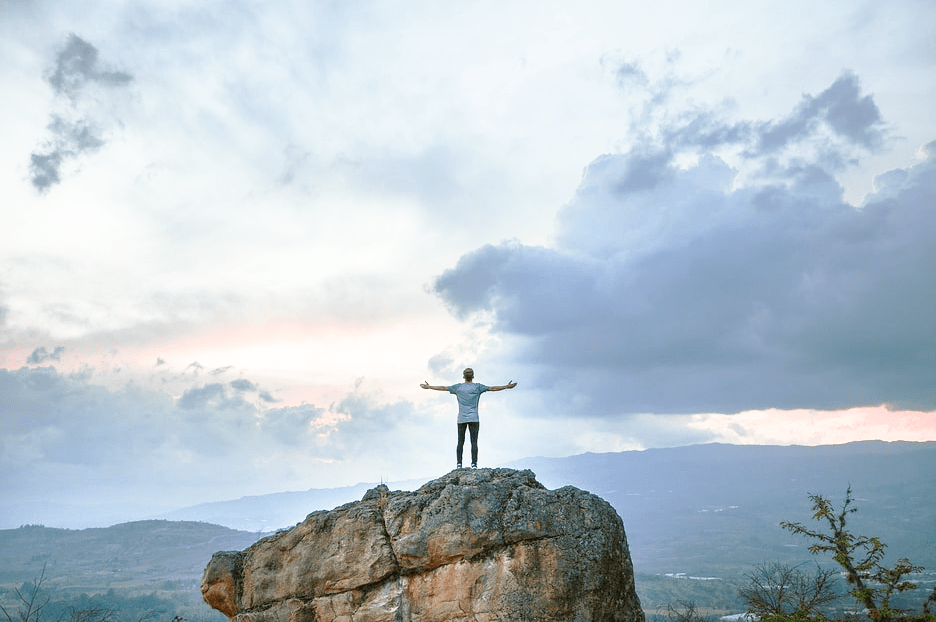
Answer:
[
  {"left": 489, "top": 380, "right": 518, "bottom": 391},
  {"left": 421, "top": 381, "right": 448, "bottom": 391}
]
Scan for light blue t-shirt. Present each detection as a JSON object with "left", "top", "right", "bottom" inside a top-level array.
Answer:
[{"left": 448, "top": 382, "right": 490, "bottom": 423}]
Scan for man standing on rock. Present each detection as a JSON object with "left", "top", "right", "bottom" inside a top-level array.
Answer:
[{"left": 421, "top": 368, "right": 517, "bottom": 469}]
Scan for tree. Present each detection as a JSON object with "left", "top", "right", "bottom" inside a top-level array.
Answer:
[
  {"left": 924, "top": 586, "right": 936, "bottom": 616},
  {"left": 738, "top": 562, "right": 840, "bottom": 619},
  {"left": 0, "top": 568, "right": 114, "bottom": 622},
  {"left": 780, "top": 487, "right": 923, "bottom": 622},
  {"left": 656, "top": 600, "right": 714, "bottom": 622},
  {"left": 1, "top": 567, "right": 52, "bottom": 622}
]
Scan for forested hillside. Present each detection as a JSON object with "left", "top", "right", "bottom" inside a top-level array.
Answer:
[{"left": 0, "top": 521, "right": 261, "bottom": 622}]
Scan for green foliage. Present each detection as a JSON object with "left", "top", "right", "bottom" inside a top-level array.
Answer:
[
  {"left": 780, "top": 486, "right": 925, "bottom": 622},
  {"left": 926, "top": 586, "right": 936, "bottom": 616},
  {"left": 0, "top": 569, "right": 224, "bottom": 622},
  {"left": 0, "top": 567, "right": 114, "bottom": 622},
  {"left": 0, "top": 568, "right": 52, "bottom": 622},
  {"left": 0, "top": 522, "right": 260, "bottom": 592}
]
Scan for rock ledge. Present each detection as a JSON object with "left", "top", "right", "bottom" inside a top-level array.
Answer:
[{"left": 202, "top": 468, "right": 643, "bottom": 622}]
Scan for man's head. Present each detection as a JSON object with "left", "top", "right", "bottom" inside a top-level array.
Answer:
[{"left": 463, "top": 367, "right": 474, "bottom": 382}]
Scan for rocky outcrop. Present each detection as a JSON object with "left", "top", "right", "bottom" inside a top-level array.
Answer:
[{"left": 201, "top": 468, "right": 643, "bottom": 622}]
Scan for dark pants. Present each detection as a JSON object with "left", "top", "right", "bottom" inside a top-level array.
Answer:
[{"left": 457, "top": 422, "right": 479, "bottom": 466}]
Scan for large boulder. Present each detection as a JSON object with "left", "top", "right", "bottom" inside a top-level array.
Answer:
[{"left": 202, "top": 468, "right": 643, "bottom": 622}]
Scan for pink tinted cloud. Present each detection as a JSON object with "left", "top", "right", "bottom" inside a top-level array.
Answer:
[{"left": 690, "top": 405, "right": 936, "bottom": 446}]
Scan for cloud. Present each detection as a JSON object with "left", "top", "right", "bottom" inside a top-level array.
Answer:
[
  {"left": 0, "top": 365, "right": 446, "bottom": 524},
  {"left": 606, "top": 70, "right": 884, "bottom": 188},
  {"left": 178, "top": 382, "right": 251, "bottom": 411},
  {"left": 0, "top": 366, "right": 434, "bottom": 523},
  {"left": 652, "top": 72, "right": 885, "bottom": 174},
  {"left": 27, "top": 346, "right": 65, "bottom": 364},
  {"left": 752, "top": 72, "right": 883, "bottom": 155},
  {"left": 47, "top": 33, "right": 133, "bottom": 99},
  {"left": 613, "top": 60, "right": 649, "bottom": 88},
  {"left": 230, "top": 379, "right": 279, "bottom": 403},
  {"left": 230, "top": 379, "right": 257, "bottom": 392},
  {"left": 433, "top": 76, "right": 936, "bottom": 415},
  {"left": 29, "top": 33, "right": 133, "bottom": 192}
]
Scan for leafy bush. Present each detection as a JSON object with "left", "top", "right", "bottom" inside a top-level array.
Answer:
[{"left": 780, "top": 487, "right": 926, "bottom": 622}]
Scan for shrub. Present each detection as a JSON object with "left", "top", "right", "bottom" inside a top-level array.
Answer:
[{"left": 780, "top": 487, "right": 923, "bottom": 622}]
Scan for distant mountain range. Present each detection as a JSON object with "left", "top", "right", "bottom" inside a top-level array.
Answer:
[
  {"left": 159, "top": 477, "right": 433, "bottom": 533},
  {"left": 506, "top": 440, "right": 936, "bottom": 576},
  {"left": 160, "top": 440, "right": 936, "bottom": 576},
  {"left": 2, "top": 441, "right": 933, "bottom": 594}
]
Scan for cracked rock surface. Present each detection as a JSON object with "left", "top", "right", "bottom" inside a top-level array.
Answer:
[{"left": 201, "top": 468, "right": 643, "bottom": 622}]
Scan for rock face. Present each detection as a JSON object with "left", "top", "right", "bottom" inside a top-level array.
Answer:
[{"left": 201, "top": 468, "right": 643, "bottom": 622}]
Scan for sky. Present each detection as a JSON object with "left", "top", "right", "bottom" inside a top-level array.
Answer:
[{"left": 1, "top": 0, "right": 936, "bottom": 529}]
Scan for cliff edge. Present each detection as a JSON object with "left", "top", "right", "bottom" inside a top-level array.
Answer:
[{"left": 201, "top": 467, "right": 643, "bottom": 622}]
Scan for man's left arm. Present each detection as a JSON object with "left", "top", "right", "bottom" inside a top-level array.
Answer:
[{"left": 488, "top": 381, "right": 517, "bottom": 392}]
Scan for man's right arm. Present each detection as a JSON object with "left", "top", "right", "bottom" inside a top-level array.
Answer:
[{"left": 421, "top": 381, "right": 449, "bottom": 391}]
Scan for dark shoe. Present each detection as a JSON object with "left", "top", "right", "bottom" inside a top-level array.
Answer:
[
  {"left": 456, "top": 463, "right": 462, "bottom": 469},
  {"left": 470, "top": 463, "right": 477, "bottom": 469}
]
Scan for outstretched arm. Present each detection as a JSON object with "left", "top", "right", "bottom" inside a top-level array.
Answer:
[
  {"left": 421, "top": 381, "right": 449, "bottom": 391},
  {"left": 488, "top": 381, "right": 517, "bottom": 391}
]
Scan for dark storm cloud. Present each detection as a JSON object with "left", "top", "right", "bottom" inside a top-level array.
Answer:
[
  {"left": 29, "top": 34, "right": 133, "bottom": 192},
  {"left": 433, "top": 76, "right": 936, "bottom": 415}
]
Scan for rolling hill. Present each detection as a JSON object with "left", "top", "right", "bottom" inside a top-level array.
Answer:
[{"left": 2, "top": 441, "right": 934, "bottom": 616}]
